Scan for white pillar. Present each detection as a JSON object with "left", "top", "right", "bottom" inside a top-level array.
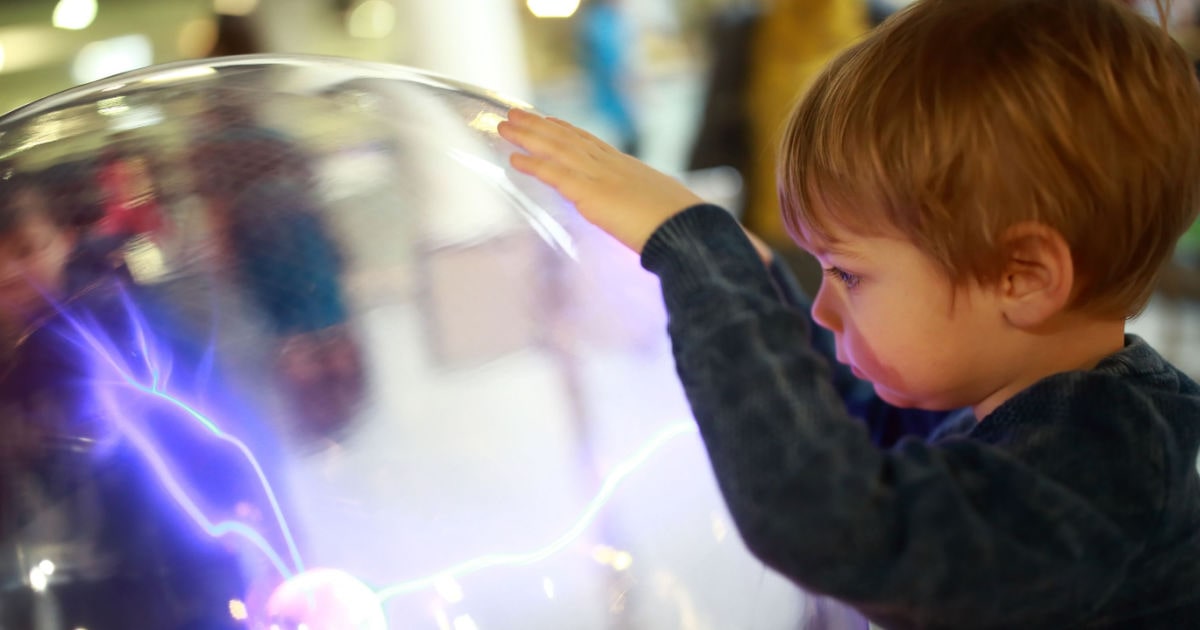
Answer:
[{"left": 399, "top": 0, "right": 532, "bottom": 101}]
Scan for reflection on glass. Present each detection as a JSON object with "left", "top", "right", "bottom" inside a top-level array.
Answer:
[{"left": 0, "top": 55, "right": 818, "bottom": 629}]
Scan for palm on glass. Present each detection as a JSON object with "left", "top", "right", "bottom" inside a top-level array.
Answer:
[{"left": 498, "top": 108, "right": 704, "bottom": 254}]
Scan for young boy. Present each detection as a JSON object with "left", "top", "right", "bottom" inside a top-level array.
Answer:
[{"left": 499, "top": 0, "right": 1200, "bottom": 627}]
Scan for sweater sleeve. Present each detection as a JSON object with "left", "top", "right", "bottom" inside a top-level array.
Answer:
[
  {"left": 762, "top": 253, "right": 956, "bottom": 447},
  {"left": 640, "top": 204, "right": 1135, "bottom": 628}
]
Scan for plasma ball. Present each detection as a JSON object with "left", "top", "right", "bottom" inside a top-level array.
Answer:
[{"left": 268, "top": 568, "right": 388, "bottom": 630}]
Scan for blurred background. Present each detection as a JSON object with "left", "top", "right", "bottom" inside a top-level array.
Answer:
[
  {"left": 0, "top": 0, "right": 1197, "bottom": 368},
  {"left": 1, "top": 2, "right": 1200, "bottom": 628},
  {"left": 2, "top": 0, "right": 1200, "bottom": 355}
]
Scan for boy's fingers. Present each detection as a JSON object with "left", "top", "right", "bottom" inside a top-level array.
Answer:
[
  {"left": 509, "top": 152, "right": 588, "bottom": 193},
  {"left": 499, "top": 116, "right": 577, "bottom": 158},
  {"left": 546, "top": 116, "right": 616, "bottom": 153},
  {"left": 505, "top": 107, "right": 540, "bottom": 124},
  {"left": 502, "top": 123, "right": 608, "bottom": 177},
  {"left": 503, "top": 109, "right": 615, "bottom": 160}
]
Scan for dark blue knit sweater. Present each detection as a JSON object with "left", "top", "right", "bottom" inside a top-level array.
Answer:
[{"left": 640, "top": 204, "right": 1200, "bottom": 629}]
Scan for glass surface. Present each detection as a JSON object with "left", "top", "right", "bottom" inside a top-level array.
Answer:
[{"left": 0, "top": 54, "right": 811, "bottom": 629}]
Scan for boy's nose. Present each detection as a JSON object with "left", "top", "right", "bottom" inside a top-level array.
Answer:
[{"left": 810, "top": 281, "right": 842, "bottom": 333}]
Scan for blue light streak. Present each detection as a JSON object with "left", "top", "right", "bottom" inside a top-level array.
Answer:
[
  {"left": 52, "top": 291, "right": 305, "bottom": 578},
  {"left": 374, "top": 421, "right": 698, "bottom": 601},
  {"left": 44, "top": 284, "right": 705, "bottom": 612},
  {"left": 94, "top": 386, "right": 296, "bottom": 579}
]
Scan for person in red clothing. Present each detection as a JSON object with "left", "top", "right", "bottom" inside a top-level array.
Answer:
[{"left": 94, "top": 146, "right": 168, "bottom": 242}]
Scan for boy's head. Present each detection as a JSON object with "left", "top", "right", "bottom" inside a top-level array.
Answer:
[{"left": 779, "top": 0, "right": 1200, "bottom": 319}]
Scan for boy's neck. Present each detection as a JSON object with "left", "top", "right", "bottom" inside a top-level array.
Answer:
[{"left": 972, "top": 316, "right": 1127, "bottom": 419}]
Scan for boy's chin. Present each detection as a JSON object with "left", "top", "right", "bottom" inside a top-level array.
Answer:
[
  {"left": 872, "top": 383, "right": 957, "bottom": 412},
  {"left": 873, "top": 386, "right": 920, "bottom": 409}
]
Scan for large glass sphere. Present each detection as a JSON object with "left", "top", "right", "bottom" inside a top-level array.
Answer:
[{"left": 0, "top": 55, "right": 815, "bottom": 629}]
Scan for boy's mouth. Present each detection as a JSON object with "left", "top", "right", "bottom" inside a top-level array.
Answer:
[{"left": 836, "top": 352, "right": 868, "bottom": 380}]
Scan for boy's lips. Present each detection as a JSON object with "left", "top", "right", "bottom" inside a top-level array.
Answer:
[{"left": 836, "top": 351, "right": 865, "bottom": 379}]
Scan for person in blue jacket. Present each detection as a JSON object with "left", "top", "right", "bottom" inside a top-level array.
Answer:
[{"left": 190, "top": 118, "right": 365, "bottom": 446}]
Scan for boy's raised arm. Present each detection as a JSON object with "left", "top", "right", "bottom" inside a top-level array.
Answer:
[
  {"left": 500, "top": 108, "right": 952, "bottom": 446},
  {"left": 643, "top": 204, "right": 1136, "bottom": 627},
  {"left": 500, "top": 109, "right": 1138, "bottom": 627}
]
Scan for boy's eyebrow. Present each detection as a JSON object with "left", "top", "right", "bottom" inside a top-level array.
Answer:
[{"left": 808, "top": 240, "right": 867, "bottom": 260}]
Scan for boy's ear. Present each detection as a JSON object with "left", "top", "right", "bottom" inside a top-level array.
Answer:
[{"left": 996, "top": 222, "right": 1074, "bottom": 328}]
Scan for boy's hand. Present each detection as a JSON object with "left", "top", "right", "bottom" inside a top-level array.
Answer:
[{"left": 498, "top": 108, "right": 705, "bottom": 254}]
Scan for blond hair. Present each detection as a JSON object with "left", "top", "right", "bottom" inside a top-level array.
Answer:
[{"left": 779, "top": 0, "right": 1200, "bottom": 317}]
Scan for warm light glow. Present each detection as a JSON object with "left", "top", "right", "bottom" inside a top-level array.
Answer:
[
  {"left": 178, "top": 18, "right": 218, "bottom": 57},
  {"left": 106, "top": 104, "right": 166, "bottom": 133},
  {"left": 213, "top": 0, "right": 259, "bottom": 16},
  {"left": 526, "top": 0, "right": 580, "bottom": 18},
  {"left": 72, "top": 34, "right": 153, "bottom": 84},
  {"left": 229, "top": 599, "right": 248, "bottom": 621},
  {"left": 591, "top": 544, "right": 632, "bottom": 570},
  {"left": 0, "top": 43, "right": 6, "bottom": 72},
  {"left": 53, "top": 0, "right": 98, "bottom": 30},
  {"left": 97, "top": 96, "right": 129, "bottom": 116},
  {"left": 29, "top": 567, "right": 47, "bottom": 592},
  {"left": 591, "top": 544, "right": 616, "bottom": 565},
  {"left": 0, "top": 25, "right": 70, "bottom": 75},
  {"left": 468, "top": 111, "right": 504, "bottom": 135},
  {"left": 138, "top": 65, "right": 218, "bottom": 85},
  {"left": 347, "top": 0, "right": 396, "bottom": 39}
]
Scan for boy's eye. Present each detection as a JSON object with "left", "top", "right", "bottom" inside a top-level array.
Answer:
[{"left": 824, "top": 267, "right": 860, "bottom": 289}]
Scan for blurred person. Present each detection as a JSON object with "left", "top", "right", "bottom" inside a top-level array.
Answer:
[
  {"left": 500, "top": 0, "right": 1200, "bottom": 625},
  {"left": 0, "top": 168, "right": 288, "bottom": 629},
  {"left": 190, "top": 107, "right": 365, "bottom": 447},
  {"left": 687, "top": 1, "right": 760, "bottom": 190},
  {"left": 95, "top": 145, "right": 170, "bottom": 244},
  {"left": 577, "top": 0, "right": 642, "bottom": 156},
  {"left": 689, "top": 0, "right": 868, "bottom": 293},
  {"left": 207, "top": 13, "right": 263, "bottom": 57}
]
